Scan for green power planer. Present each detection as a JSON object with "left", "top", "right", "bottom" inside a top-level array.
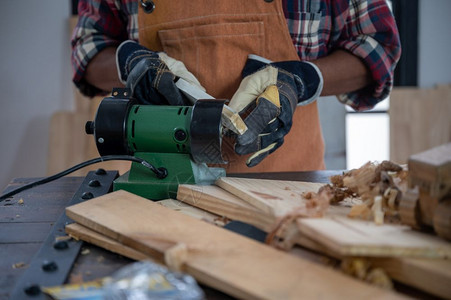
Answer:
[{"left": 85, "top": 89, "right": 226, "bottom": 200}]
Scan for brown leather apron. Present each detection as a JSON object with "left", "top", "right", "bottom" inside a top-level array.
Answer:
[{"left": 138, "top": 0, "right": 325, "bottom": 173}]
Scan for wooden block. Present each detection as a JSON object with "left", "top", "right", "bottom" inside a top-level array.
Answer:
[
  {"left": 65, "top": 223, "right": 151, "bottom": 261},
  {"left": 216, "top": 177, "right": 325, "bottom": 217},
  {"left": 296, "top": 216, "right": 451, "bottom": 258},
  {"left": 66, "top": 190, "right": 403, "bottom": 299}
]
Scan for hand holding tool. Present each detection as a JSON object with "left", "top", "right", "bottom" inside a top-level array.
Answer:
[
  {"left": 116, "top": 40, "right": 204, "bottom": 105},
  {"left": 175, "top": 78, "right": 247, "bottom": 135},
  {"left": 229, "top": 55, "right": 323, "bottom": 167}
]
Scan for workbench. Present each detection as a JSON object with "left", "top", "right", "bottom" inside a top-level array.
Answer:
[{"left": 0, "top": 171, "right": 438, "bottom": 299}]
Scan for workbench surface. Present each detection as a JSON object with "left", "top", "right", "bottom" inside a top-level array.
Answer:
[{"left": 0, "top": 171, "right": 436, "bottom": 299}]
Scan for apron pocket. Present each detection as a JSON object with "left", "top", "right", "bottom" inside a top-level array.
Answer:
[{"left": 158, "top": 21, "right": 265, "bottom": 99}]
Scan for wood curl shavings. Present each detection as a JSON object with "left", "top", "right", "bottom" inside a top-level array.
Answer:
[
  {"left": 323, "top": 161, "right": 408, "bottom": 225},
  {"left": 265, "top": 188, "right": 333, "bottom": 250},
  {"left": 340, "top": 258, "right": 393, "bottom": 290}
]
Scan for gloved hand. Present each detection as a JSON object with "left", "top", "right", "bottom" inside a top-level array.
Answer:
[
  {"left": 116, "top": 40, "right": 204, "bottom": 105},
  {"left": 229, "top": 55, "right": 323, "bottom": 167}
]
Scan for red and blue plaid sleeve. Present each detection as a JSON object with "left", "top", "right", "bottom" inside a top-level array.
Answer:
[
  {"left": 71, "top": 0, "right": 138, "bottom": 96},
  {"left": 333, "top": 0, "right": 401, "bottom": 111},
  {"left": 283, "top": 0, "right": 401, "bottom": 111}
]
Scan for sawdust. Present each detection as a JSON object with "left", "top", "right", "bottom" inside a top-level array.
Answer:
[
  {"left": 341, "top": 258, "right": 393, "bottom": 290},
  {"left": 265, "top": 188, "right": 333, "bottom": 250},
  {"left": 322, "top": 161, "right": 408, "bottom": 225},
  {"left": 12, "top": 262, "right": 28, "bottom": 269}
]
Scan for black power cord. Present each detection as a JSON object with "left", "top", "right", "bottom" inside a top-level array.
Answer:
[{"left": 0, "top": 155, "right": 167, "bottom": 202}]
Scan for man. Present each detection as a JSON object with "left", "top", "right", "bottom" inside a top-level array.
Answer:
[{"left": 72, "top": 0, "right": 401, "bottom": 173}]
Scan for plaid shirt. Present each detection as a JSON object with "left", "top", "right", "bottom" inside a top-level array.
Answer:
[{"left": 72, "top": 0, "right": 401, "bottom": 111}]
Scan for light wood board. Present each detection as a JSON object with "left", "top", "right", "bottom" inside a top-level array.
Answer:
[
  {"left": 65, "top": 223, "right": 151, "bottom": 261},
  {"left": 216, "top": 177, "right": 326, "bottom": 217},
  {"left": 297, "top": 216, "right": 451, "bottom": 258},
  {"left": 368, "top": 257, "right": 451, "bottom": 299},
  {"left": 179, "top": 181, "right": 451, "bottom": 298},
  {"left": 390, "top": 85, "right": 451, "bottom": 164},
  {"left": 66, "top": 190, "right": 403, "bottom": 299},
  {"left": 177, "top": 184, "right": 275, "bottom": 231}
]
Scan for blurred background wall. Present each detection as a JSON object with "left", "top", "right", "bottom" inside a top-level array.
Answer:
[{"left": 0, "top": 1, "right": 74, "bottom": 190}]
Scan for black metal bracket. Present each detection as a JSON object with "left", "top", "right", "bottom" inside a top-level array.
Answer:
[{"left": 10, "top": 169, "right": 118, "bottom": 299}]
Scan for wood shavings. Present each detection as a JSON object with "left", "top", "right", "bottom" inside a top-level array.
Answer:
[
  {"left": 12, "top": 262, "right": 28, "bottom": 269},
  {"left": 164, "top": 243, "right": 188, "bottom": 272},
  {"left": 323, "top": 161, "right": 407, "bottom": 225},
  {"left": 18, "top": 199, "right": 24, "bottom": 205},
  {"left": 366, "top": 268, "right": 394, "bottom": 290},
  {"left": 348, "top": 204, "right": 372, "bottom": 220},
  {"left": 372, "top": 196, "right": 385, "bottom": 225},
  {"left": 55, "top": 235, "right": 71, "bottom": 242},
  {"left": 266, "top": 188, "right": 333, "bottom": 250},
  {"left": 341, "top": 258, "right": 393, "bottom": 290}
]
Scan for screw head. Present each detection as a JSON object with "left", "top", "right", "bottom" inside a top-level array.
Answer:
[
  {"left": 95, "top": 168, "right": 107, "bottom": 175},
  {"left": 88, "top": 180, "right": 101, "bottom": 187},
  {"left": 81, "top": 192, "right": 94, "bottom": 200},
  {"left": 42, "top": 261, "right": 58, "bottom": 272},
  {"left": 24, "top": 284, "right": 41, "bottom": 296},
  {"left": 53, "top": 240, "right": 69, "bottom": 250}
]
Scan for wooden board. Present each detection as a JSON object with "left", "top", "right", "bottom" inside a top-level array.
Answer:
[
  {"left": 66, "top": 190, "right": 403, "bottom": 299},
  {"left": 66, "top": 223, "right": 151, "bottom": 261},
  {"left": 179, "top": 182, "right": 451, "bottom": 298},
  {"left": 158, "top": 199, "right": 221, "bottom": 223},
  {"left": 297, "top": 216, "right": 451, "bottom": 258},
  {"left": 216, "top": 177, "right": 325, "bottom": 217},
  {"left": 177, "top": 184, "right": 275, "bottom": 231},
  {"left": 390, "top": 85, "right": 451, "bottom": 164},
  {"left": 369, "top": 257, "right": 451, "bottom": 299}
]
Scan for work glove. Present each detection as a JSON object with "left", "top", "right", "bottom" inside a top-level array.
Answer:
[
  {"left": 229, "top": 55, "right": 323, "bottom": 167},
  {"left": 116, "top": 40, "right": 204, "bottom": 105}
]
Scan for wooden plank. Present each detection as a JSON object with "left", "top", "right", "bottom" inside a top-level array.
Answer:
[
  {"left": 177, "top": 184, "right": 274, "bottom": 231},
  {"left": 389, "top": 85, "right": 451, "bottom": 164},
  {"left": 369, "top": 257, "right": 451, "bottom": 299},
  {"left": 158, "top": 199, "right": 220, "bottom": 224},
  {"left": 65, "top": 223, "right": 151, "bottom": 261},
  {"left": 179, "top": 182, "right": 451, "bottom": 298},
  {"left": 66, "top": 190, "right": 403, "bottom": 299},
  {"left": 296, "top": 216, "right": 451, "bottom": 258},
  {"left": 216, "top": 177, "right": 325, "bottom": 217}
]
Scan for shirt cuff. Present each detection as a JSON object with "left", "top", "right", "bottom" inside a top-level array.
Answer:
[{"left": 335, "top": 36, "right": 399, "bottom": 111}]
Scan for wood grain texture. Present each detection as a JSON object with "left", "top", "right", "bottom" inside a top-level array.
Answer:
[
  {"left": 180, "top": 180, "right": 451, "bottom": 298},
  {"left": 177, "top": 184, "right": 275, "bottom": 231},
  {"left": 65, "top": 223, "right": 151, "bottom": 261},
  {"left": 66, "top": 190, "right": 403, "bottom": 300},
  {"left": 390, "top": 85, "right": 451, "bottom": 164},
  {"left": 158, "top": 198, "right": 220, "bottom": 223},
  {"left": 369, "top": 257, "right": 451, "bottom": 299},
  {"left": 216, "top": 177, "right": 325, "bottom": 217},
  {"left": 297, "top": 216, "right": 451, "bottom": 258}
]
